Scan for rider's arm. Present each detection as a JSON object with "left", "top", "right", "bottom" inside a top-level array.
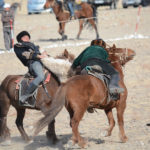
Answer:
[{"left": 72, "top": 48, "right": 88, "bottom": 69}]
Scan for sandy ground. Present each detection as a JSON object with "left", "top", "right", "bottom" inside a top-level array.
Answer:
[{"left": 0, "top": 2, "right": 150, "bottom": 150}]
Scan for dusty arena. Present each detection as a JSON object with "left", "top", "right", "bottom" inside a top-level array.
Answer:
[{"left": 0, "top": 0, "right": 150, "bottom": 150}]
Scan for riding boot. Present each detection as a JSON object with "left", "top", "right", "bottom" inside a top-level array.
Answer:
[
  {"left": 109, "top": 74, "right": 124, "bottom": 94},
  {"left": 20, "top": 83, "right": 38, "bottom": 103}
]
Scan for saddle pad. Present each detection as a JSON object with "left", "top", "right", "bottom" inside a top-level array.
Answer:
[{"left": 18, "top": 78, "right": 38, "bottom": 107}]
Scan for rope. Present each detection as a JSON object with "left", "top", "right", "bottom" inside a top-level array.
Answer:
[{"left": 56, "top": 16, "right": 97, "bottom": 23}]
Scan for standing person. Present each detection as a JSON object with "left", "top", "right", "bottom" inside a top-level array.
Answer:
[
  {"left": 1, "top": 3, "right": 19, "bottom": 51},
  {"left": 14, "top": 31, "right": 48, "bottom": 104},
  {"left": 71, "top": 39, "right": 124, "bottom": 95}
]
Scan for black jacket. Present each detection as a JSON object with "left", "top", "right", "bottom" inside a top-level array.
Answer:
[{"left": 14, "top": 42, "right": 41, "bottom": 67}]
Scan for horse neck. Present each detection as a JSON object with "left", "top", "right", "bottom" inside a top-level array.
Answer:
[
  {"left": 112, "top": 62, "right": 124, "bottom": 79},
  {"left": 52, "top": 3, "right": 62, "bottom": 17}
]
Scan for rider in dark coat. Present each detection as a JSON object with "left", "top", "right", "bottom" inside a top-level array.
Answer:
[
  {"left": 71, "top": 39, "right": 124, "bottom": 95},
  {"left": 14, "top": 31, "right": 48, "bottom": 104}
]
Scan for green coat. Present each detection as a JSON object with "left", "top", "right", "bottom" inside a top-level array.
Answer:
[{"left": 72, "top": 45, "right": 110, "bottom": 68}]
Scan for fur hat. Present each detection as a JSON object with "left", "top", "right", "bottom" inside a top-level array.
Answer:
[
  {"left": 16, "top": 31, "right": 31, "bottom": 42},
  {"left": 90, "top": 39, "right": 106, "bottom": 49}
]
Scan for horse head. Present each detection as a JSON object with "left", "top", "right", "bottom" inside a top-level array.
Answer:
[
  {"left": 56, "top": 49, "right": 75, "bottom": 63},
  {"left": 44, "top": 0, "right": 55, "bottom": 9},
  {"left": 108, "top": 44, "right": 136, "bottom": 66}
]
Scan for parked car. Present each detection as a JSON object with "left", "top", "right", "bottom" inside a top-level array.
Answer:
[
  {"left": 27, "top": 0, "right": 52, "bottom": 15},
  {"left": 87, "top": 0, "right": 118, "bottom": 9},
  {"left": 122, "top": 0, "right": 150, "bottom": 8},
  {"left": 122, "top": 0, "right": 141, "bottom": 8}
]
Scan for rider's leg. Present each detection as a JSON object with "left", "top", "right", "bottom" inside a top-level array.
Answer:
[
  {"left": 81, "top": 59, "right": 124, "bottom": 94},
  {"left": 20, "top": 61, "right": 45, "bottom": 103},
  {"left": 96, "top": 61, "right": 124, "bottom": 94},
  {"left": 68, "top": 2, "right": 75, "bottom": 19}
]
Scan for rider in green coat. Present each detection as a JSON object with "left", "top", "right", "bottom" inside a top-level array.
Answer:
[{"left": 71, "top": 39, "right": 124, "bottom": 95}]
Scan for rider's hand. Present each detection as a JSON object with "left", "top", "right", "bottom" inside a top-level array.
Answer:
[
  {"left": 41, "top": 51, "right": 48, "bottom": 56},
  {"left": 37, "top": 53, "right": 48, "bottom": 59}
]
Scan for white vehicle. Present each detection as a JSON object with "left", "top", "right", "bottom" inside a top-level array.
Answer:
[
  {"left": 87, "top": 0, "right": 118, "bottom": 9},
  {"left": 27, "top": 0, "right": 52, "bottom": 14},
  {"left": 122, "top": 0, "right": 141, "bottom": 8}
]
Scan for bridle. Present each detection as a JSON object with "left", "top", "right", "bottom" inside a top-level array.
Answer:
[{"left": 107, "top": 47, "right": 129, "bottom": 66}]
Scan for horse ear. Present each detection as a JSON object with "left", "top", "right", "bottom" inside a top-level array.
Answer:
[
  {"left": 112, "top": 44, "right": 116, "bottom": 49},
  {"left": 64, "top": 49, "right": 69, "bottom": 58}
]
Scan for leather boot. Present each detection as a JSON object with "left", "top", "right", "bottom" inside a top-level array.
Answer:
[
  {"left": 109, "top": 74, "right": 124, "bottom": 94},
  {"left": 20, "top": 83, "right": 38, "bottom": 103}
]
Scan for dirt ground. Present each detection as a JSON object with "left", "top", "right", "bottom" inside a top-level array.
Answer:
[{"left": 0, "top": 2, "right": 150, "bottom": 150}]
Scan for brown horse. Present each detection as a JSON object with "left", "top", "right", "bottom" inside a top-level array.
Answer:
[
  {"left": 0, "top": 50, "right": 74, "bottom": 145},
  {"left": 33, "top": 46, "right": 136, "bottom": 148},
  {"left": 44, "top": 0, "right": 99, "bottom": 40}
]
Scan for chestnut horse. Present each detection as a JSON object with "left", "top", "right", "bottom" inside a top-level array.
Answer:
[
  {"left": 44, "top": 0, "right": 99, "bottom": 40},
  {"left": 0, "top": 50, "right": 74, "bottom": 145},
  {"left": 33, "top": 46, "right": 135, "bottom": 148}
]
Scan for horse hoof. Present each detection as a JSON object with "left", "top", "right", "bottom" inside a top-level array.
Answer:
[
  {"left": 27, "top": 139, "right": 33, "bottom": 144},
  {"left": 78, "top": 138, "right": 88, "bottom": 148},
  {"left": 100, "top": 130, "right": 109, "bottom": 137},
  {"left": 96, "top": 35, "right": 99, "bottom": 39},
  {"left": 120, "top": 136, "right": 128, "bottom": 143},
  {"left": 0, "top": 139, "right": 11, "bottom": 146},
  {"left": 76, "top": 36, "right": 80, "bottom": 40},
  {"left": 62, "top": 35, "right": 67, "bottom": 41},
  {"left": 46, "top": 132, "right": 59, "bottom": 144}
]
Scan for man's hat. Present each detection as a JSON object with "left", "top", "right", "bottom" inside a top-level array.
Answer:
[{"left": 16, "top": 31, "right": 31, "bottom": 42}]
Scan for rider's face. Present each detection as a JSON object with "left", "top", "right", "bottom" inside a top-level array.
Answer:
[{"left": 21, "top": 35, "right": 30, "bottom": 42}]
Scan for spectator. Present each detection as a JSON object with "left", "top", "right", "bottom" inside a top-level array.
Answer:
[{"left": 1, "top": 3, "right": 19, "bottom": 51}]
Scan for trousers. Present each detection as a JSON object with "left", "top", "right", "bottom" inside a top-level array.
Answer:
[{"left": 29, "top": 61, "right": 45, "bottom": 87}]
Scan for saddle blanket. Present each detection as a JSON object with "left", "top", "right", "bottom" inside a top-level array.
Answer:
[{"left": 15, "top": 73, "right": 51, "bottom": 107}]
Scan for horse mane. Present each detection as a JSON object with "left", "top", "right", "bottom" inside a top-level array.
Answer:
[{"left": 55, "top": 0, "right": 63, "bottom": 11}]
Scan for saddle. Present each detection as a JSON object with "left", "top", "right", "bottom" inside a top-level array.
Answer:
[
  {"left": 59, "top": 1, "right": 82, "bottom": 16},
  {"left": 81, "top": 65, "right": 120, "bottom": 107},
  {"left": 15, "top": 72, "right": 51, "bottom": 108}
]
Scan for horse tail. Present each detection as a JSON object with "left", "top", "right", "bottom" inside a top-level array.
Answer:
[{"left": 33, "top": 84, "right": 66, "bottom": 136}]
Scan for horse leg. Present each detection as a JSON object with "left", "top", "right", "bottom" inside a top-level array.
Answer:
[
  {"left": 104, "top": 109, "right": 115, "bottom": 136},
  {"left": 0, "top": 90, "right": 11, "bottom": 145},
  {"left": 77, "top": 19, "right": 84, "bottom": 39},
  {"left": 88, "top": 19, "right": 99, "bottom": 39},
  {"left": 116, "top": 101, "right": 128, "bottom": 142},
  {"left": 71, "top": 110, "right": 86, "bottom": 148},
  {"left": 66, "top": 105, "right": 74, "bottom": 127},
  {"left": 15, "top": 108, "right": 30, "bottom": 142},
  {"left": 46, "top": 119, "right": 58, "bottom": 144},
  {"left": 59, "top": 23, "right": 67, "bottom": 40}
]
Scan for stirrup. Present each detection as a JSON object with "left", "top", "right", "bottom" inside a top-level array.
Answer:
[
  {"left": 70, "top": 16, "right": 75, "bottom": 20},
  {"left": 20, "top": 93, "right": 33, "bottom": 103}
]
